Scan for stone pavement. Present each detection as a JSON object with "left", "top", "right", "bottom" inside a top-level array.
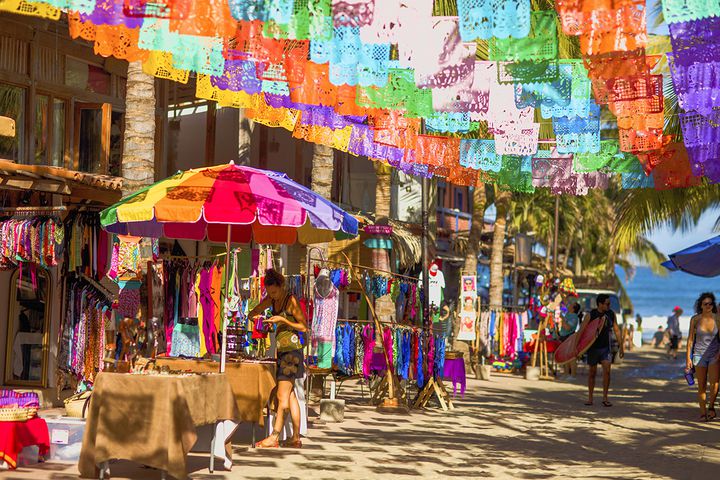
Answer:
[{"left": 6, "top": 347, "right": 719, "bottom": 479}]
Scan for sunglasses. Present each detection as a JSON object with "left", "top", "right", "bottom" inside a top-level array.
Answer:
[{"left": 702, "top": 301, "right": 714, "bottom": 307}]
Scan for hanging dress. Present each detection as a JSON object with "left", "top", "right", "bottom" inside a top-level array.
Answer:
[{"left": 312, "top": 282, "right": 339, "bottom": 369}]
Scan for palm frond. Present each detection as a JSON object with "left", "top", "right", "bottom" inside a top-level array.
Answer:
[
  {"left": 614, "top": 185, "right": 720, "bottom": 255},
  {"left": 648, "top": 0, "right": 666, "bottom": 29}
]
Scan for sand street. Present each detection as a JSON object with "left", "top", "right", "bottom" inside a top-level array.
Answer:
[{"left": 11, "top": 346, "right": 718, "bottom": 480}]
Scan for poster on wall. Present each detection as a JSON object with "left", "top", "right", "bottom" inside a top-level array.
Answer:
[{"left": 457, "top": 275, "right": 477, "bottom": 341}]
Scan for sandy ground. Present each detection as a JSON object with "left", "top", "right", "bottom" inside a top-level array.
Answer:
[{"left": 5, "top": 346, "right": 719, "bottom": 480}]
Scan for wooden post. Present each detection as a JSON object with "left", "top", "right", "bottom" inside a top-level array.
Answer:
[{"left": 341, "top": 253, "right": 403, "bottom": 410}]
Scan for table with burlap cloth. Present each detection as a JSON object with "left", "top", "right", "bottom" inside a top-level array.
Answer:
[
  {"left": 78, "top": 372, "right": 239, "bottom": 480},
  {"left": 153, "top": 358, "right": 276, "bottom": 426}
]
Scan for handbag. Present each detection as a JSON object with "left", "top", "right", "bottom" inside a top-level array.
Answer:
[{"left": 64, "top": 391, "right": 91, "bottom": 418}]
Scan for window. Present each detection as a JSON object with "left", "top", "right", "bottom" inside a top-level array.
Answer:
[
  {"left": 4, "top": 265, "right": 51, "bottom": 386},
  {"left": 74, "top": 103, "right": 111, "bottom": 174},
  {"left": 437, "top": 182, "right": 447, "bottom": 209},
  {"left": 34, "top": 95, "right": 67, "bottom": 167},
  {"left": 109, "top": 111, "right": 124, "bottom": 177},
  {"left": 0, "top": 83, "right": 25, "bottom": 162},
  {"left": 454, "top": 187, "right": 464, "bottom": 211},
  {"left": 65, "top": 58, "right": 111, "bottom": 95},
  {"left": 34, "top": 94, "right": 49, "bottom": 165},
  {"left": 51, "top": 98, "right": 66, "bottom": 167}
]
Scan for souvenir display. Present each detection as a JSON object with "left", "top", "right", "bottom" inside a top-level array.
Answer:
[{"left": 6, "top": 0, "right": 716, "bottom": 194}]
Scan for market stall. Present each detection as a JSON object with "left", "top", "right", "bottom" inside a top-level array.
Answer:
[
  {"left": 78, "top": 372, "right": 239, "bottom": 479},
  {"left": 306, "top": 255, "right": 452, "bottom": 411},
  {"left": 151, "top": 358, "right": 275, "bottom": 426},
  {"left": 73, "top": 163, "right": 358, "bottom": 473}
]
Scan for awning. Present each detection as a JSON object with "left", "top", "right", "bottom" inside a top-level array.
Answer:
[
  {"left": 663, "top": 235, "right": 720, "bottom": 277},
  {"left": 0, "top": 159, "right": 123, "bottom": 204}
]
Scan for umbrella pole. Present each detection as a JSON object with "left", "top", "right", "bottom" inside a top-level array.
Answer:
[{"left": 220, "top": 224, "right": 232, "bottom": 374}]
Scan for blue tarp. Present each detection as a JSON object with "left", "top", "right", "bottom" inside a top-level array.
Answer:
[{"left": 663, "top": 235, "right": 720, "bottom": 277}]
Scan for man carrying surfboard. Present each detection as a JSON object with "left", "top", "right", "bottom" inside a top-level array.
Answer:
[{"left": 580, "top": 293, "right": 624, "bottom": 407}]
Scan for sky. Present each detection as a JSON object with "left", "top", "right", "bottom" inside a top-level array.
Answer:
[{"left": 646, "top": 208, "right": 720, "bottom": 255}]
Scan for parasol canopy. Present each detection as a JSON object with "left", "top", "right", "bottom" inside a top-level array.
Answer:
[
  {"left": 662, "top": 235, "right": 720, "bottom": 277},
  {"left": 100, "top": 162, "right": 358, "bottom": 244}
]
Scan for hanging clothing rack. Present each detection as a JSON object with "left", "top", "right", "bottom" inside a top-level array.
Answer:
[
  {"left": 78, "top": 273, "right": 115, "bottom": 300},
  {"left": 160, "top": 249, "right": 240, "bottom": 260},
  {"left": 308, "top": 256, "right": 420, "bottom": 282},
  {"left": 0, "top": 206, "right": 67, "bottom": 216},
  {"left": 481, "top": 304, "right": 528, "bottom": 312}
]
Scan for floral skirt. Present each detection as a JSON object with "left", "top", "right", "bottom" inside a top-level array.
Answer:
[{"left": 277, "top": 349, "right": 304, "bottom": 381}]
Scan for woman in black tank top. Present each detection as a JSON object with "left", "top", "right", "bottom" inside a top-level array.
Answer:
[{"left": 248, "top": 269, "right": 308, "bottom": 448}]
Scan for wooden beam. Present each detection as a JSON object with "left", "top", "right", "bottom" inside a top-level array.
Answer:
[
  {"left": 0, "top": 176, "right": 71, "bottom": 195},
  {"left": 68, "top": 185, "right": 121, "bottom": 204}
]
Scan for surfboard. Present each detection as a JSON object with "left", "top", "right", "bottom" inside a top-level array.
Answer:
[{"left": 554, "top": 317, "right": 605, "bottom": 365}]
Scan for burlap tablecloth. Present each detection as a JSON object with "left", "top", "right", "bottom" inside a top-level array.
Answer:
[
  {"left": 79, "top": 372, "right": 239, "bottom": 480},
  {"left": 153, "top": 359, "right": 276, "bottom": 426}
]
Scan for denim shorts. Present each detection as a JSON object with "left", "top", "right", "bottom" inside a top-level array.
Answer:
[
  {"left": 692, "top": 352, "right": 719, "bottom": 368},
  {"left": 586, "top": 347, "right": 612, "bottom": 366}
]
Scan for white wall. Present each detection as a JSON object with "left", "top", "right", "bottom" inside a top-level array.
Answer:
[{"left": 393, "top": 171, "right": 422, "bottom": 223}]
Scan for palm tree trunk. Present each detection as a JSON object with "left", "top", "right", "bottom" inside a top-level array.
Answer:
[
  {"left": 121, "top": 62, "right": 155, "bottom": 195},
  {"left": 373, "top": 162, "right": 392, "bottom": 272},
  {"left": 489, "top": 189, "right": 511, "bottom": 307},
  {"left": 574, "top": 248, "right": 583, "bottom": 277},
  {"left": 545, "top": 229, "right": 552, "bottom": 271},
  {"left": 310, "top": 144, "right": 333, "bottom": 198},
  {"left": 238, "top": 110, "right": 254, "bottom": 166},
  {"left": 462, "top": 184, "right": 486, "bottom": 275},
  {"left": 561, "top": 235, "right": 573, "bottom": 270},
  {"left": 308, "top": 144, "right": 334, "bottom": 262},
  {"left": 461, "top": 182, "right": 486, "bottom": 362}
]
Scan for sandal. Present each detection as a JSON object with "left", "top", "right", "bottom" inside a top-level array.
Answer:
[
  {"left": 584, "top": 401, "right": 593, "bottom": 406},
  {"left": 254, "top": 439, "right": 279, "bottom": 449},
  {"left": 699, "top": 413, "right": 708, "bottom": 422},
  {"left": 602, "top": 401, "right": 613, "bottom": 407},
  {"left": 254, "top": 432, "right": 280, "bottom": 449},
  {"left": 280, "top": 439, "right": 303, "bottom": 449},
  {"left": 708, "top": 408, "right": 717, "bottom": 420}
]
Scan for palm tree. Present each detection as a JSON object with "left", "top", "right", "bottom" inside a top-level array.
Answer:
[
  {"left": 462, "top": 183, "right": 487, "bottom": 276},
  {"left": 238, "top": 110, "right": 254, "bottom": 166},
  {"left": 614, "top": 185, "right": 720, "bottom": 260},
  {"left": 121, "top": 62, "right": 156, "bottom": 195},
  {"left": 373, "top": 161, "right": 392, "bottom": 270},
  {"left": 488, "top": 188, "right": 512, "bottom": 306}
]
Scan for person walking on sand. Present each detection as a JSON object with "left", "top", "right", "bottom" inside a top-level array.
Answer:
[
  {"left": 667, "top": 306, "right": 683, "bottom": 360},
  {"left": 653, "top": 326, "right": 666, "bottom": 348},
  {"left": 579, "top": 294, "right": 624, "bottom": 407},
  {"left": 686, "top": 293, "right": 720, "bottom": 422}
]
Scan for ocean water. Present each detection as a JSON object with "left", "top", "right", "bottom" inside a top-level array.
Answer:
[{"left": 618, "top": 266, "right": 720, "bottom": 341}]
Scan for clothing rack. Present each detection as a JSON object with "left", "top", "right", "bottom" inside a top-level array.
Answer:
[
  {"left": 78, "top": 273, "right": 115, "bottom": 300},
  {"left": 161, "top": 250, "right": 239, "bottom": 260},
  {"left": 309, "top": 256, "right": 420, "bottom": 283},
  {"left": 337, "top": 318, "right": 419, "bottom": 329},
  {"left": 0, "top": 206, "right": 67, "bottom": 216},
  {"left": 480, "top": 304, "right": 528, "bottom": 312}
]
